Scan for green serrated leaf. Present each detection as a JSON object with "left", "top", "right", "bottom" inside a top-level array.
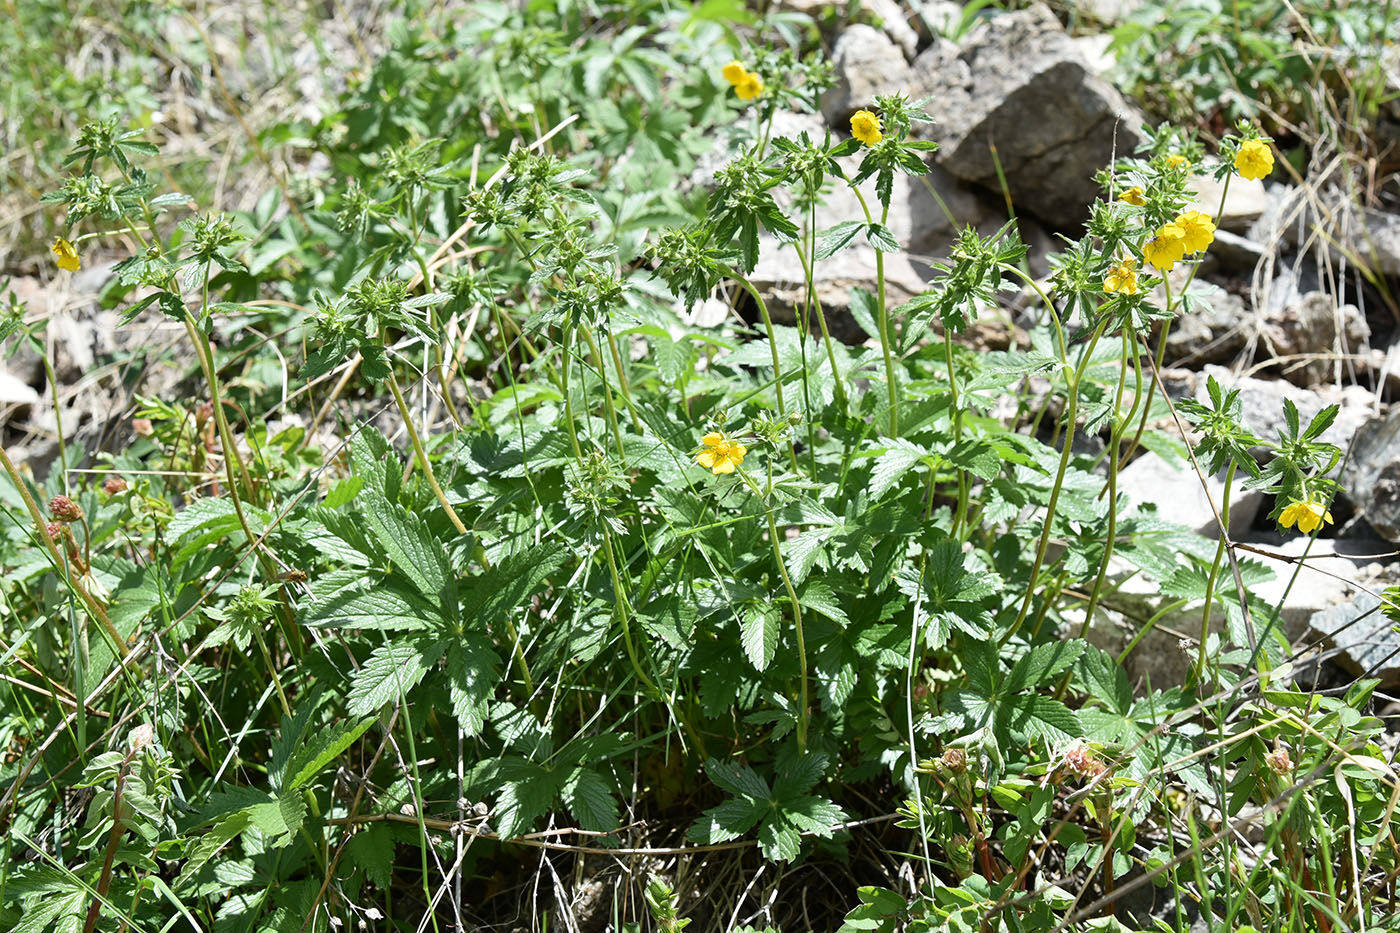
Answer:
[{"left": 347, "top": 638, "right": 445, "bottom": 716}]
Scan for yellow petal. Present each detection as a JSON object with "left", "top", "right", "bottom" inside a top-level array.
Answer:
[
  {"left": 701, "top": 432, "right": 724, "bottom": 448},
  {"left": 721, "top": 61, "right": 748, "bottom": 86},
  {"left": 697, "top": 449, "right": 717, "bottom": 468},
  {"left": 730, "top": 443, "right": 747, "bottom": 463},
  {"left": 1278, "top": 503, "right": 1300, "bottom": 529},
  {"left": 712, "top": 458, "right": 736, "bottom": 474}
]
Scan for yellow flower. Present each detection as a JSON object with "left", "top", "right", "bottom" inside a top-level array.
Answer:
[
  {"left": 735, "top": 72, "right": 764, "bottom": 102},
  {"left": 1142, "top": 223, "right": 1186, "bottom": 271},
  {"left": 1278, "top": 498, "right": 1333, "bottom": 535},
  {"left": 1103, "top": 258, "right": 1139, "bottom": 295},
  {"left": 1234, "top": 139, "right": 1274, "bottom": 181},
  {"left": 1118, "top": 186, "right": 1146, "bottom": 206},
  {"left": 850, "top": 109, "right": 883, "bottom": 147},
  {"left": 696, "top": 431, "right": 747, "bottom": 475},
  {"left": 52, "top": 237, "right": 80, "bottom": 272},
  {"left": 721, "top": 60, "right": 748, "bottom": 87},
  {"left": 1174, "top": 209, "right": 1216, "bottom": 253},
  {"left": 1165, "top": 154, "right": 1191, "bottom": 171}
]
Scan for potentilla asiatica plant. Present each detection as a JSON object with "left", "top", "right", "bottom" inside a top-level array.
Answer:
[{"left": 13, "top": 13, "right": 1381, "bottom": 930}]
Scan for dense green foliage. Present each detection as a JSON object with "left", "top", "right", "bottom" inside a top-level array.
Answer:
[{"left": 1, "top": 2, "right": 1393, "bottom": 932}]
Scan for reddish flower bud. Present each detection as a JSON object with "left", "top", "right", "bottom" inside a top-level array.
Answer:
[
  {"left": 45, "top": 522, "right": 63, "bottom": 541},
  {"left": 1266, "top": 746, "right": 1292, "bottom": 776},
  {"left": 196, "top": 401, "right": 214, "bottom": 424},
  {"left": 127, "top": 723, "right": 156, "bottom": 753},
  {"left": 942, "top": 747, "right": 966, "bottom": 773},
  {"left": 102, "top": 475, "right": 128, "bottom": 495},
  {"left": 132, "top": 418, "right": 154, "bottom": 437},
  {"left": 49, "top": 495, "right": 83, "bottom": 523}
]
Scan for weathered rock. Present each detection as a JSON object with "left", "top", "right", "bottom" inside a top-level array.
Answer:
[
  {"left": 820, "top": 24, "right": 912, "bottom": 124},
  {"left": 868, "top": 0, "right": 922, "bottom": 60},
  {"left": 1157, "top": 281, "right": 1248, "bottom": 367},
  {"left": 1200, "top": 229, "right": 1267, "bottom": 272},
  {"left": 1307, "top": 592, "right": 1400, "bottom": 684},
  {"left": 778, "top": 0, "right": 921, "bottom": 57},
  {"left": 1070, "top": 34, "right": 1115, "bottom": 77},
  {"left": 750, "top": 243, "right": 932, "bottom": 342},
  {"left": 1187, "top": 169, "right": 1271, "bottom": 232},
  {"left": 1117, "top": 451, "right": 1263, "bottom": 539},
  {"left": 1261, "top": 291, "right": 1369, "bottom": 387},
  {"left": 910, "top": 3, "right": 1146, "bottom": 226},
  {"left": 1349, "top": 209, "right": 1400, "bottom": 277},
  {"left": 1246, "top": 537, "right": 1389, "bottom": 639},
  {"left": 1196, "top": 364, "right": 1376, "bottom": 452},
  {"left": 1340, "top": 406, "right": 1400, "bottom": 543}
]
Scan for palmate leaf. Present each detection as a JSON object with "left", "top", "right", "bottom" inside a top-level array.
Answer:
[
  {"left": 1005, "top": 695, "right": 1083, "bottom": 746},
  {"left": 286, "top": 717, "right": 377, "bottom": 792},
  {"left": 493, "top": 759, "right": 566, "bottom": 839}
]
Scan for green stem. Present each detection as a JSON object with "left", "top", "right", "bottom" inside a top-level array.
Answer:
[
  {"left": 944, "top": 337, "right": 969, "bottom": 539},
  {"left": 560, "top": 325, "right": 586, "bottom": 463},
  {"left": 582, "top": 328, "right": 627, "bottom": 464},
  {"left": 0, "top": 445, "right": 129, "bottom": 659},
  {"left": 605, "top": 326, "right": 645, "bottom": 433},
  {"left": 1004, "top": 320, "right": 1109, "bottom": 644},
  {"left": 385, "top": 368, "right": 468, "bottom": 535},
  {"left": 797, "top": 202, "right": 850, "bottom": 418},
  {"left": 601, "top": 528, "right": 659, "bottom": 697},
  {"left": 731, "top": 273, "right": 800, "bottom": 469},
  {"left": 738, "top": 465, "right": 808, "bottom": 749},
  {"left": 1195, "top": 461, "right": 1238, "bottom": 687}
]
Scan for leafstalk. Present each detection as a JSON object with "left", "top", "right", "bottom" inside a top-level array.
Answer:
[
  {"left": 1005, "top": 320, "right": 1109, "bottom": 644},
  {"left": 385, "top": 368, "right": 468, "bottom": 535}
]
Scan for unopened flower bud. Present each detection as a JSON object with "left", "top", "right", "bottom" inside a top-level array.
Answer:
[
  {"left": 1064, "top": 745, "right": 1105, "bottom": 779},
  {"left": 942, "top": 747, "right": 966, "bottom": 773},
  {"left": 787, "top": 411, "right": 802, "bottom": 425},
  {"left": 196, "top": 401, "right": 214, "bottom": 424},
  {"left": 49, "top": 495, "right": 83, "bottom": 523},
  {"left": 102, "top": 475, "right": 128, "bottom": 495},
  {"left": 127, "top": 723, "right": 155, "bottom": 753},
  {"left": 132, "top": 418, "right": 154, "bottom": 436},
  {"left": 45, "top": 522, "right": 63, "bottom": 541},
  {"left": 1265, "top": 746, "right": 1291, "bottom": 776}
]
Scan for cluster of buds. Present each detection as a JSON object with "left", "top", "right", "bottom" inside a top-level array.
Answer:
[
  {"left": 102, "top": 475, "right": 128, "bottom": 496},
  {"left": 1061, "top": 745, "right": 1107, "bottom": 782},
  {"left": 49, "top": 495, "right": 83, "bottom": 523},
  {"left": 1265, "top": 744, "right": 1292, "bottom": 777}
]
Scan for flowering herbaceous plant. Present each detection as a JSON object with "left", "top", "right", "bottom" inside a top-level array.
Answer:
[{"left": 7, "top": 13, "right": 1394, "bottom": 933}]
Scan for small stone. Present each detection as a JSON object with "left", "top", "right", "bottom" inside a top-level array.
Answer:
[
  {"left": 1340, "top": 407, "right": 1400, "bottom": 543},
  {"left": 1116, "top": 451, "right": 1263, "bottom": 539},
  {"left": 1261, "top": 291, "right": 1370, "bottom": 387},
  {"left": 820, "top": 24, "right": 912, "bottom": 124},
  {"left": 1307, "top": 592, "right": 1400, "bottom": 683},
  {"left": 1187, "top": 169, "right": 1271, "bottom": 232},
  {"left": 910, "top": 3, "right": 1146, "bottom": 225}
]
